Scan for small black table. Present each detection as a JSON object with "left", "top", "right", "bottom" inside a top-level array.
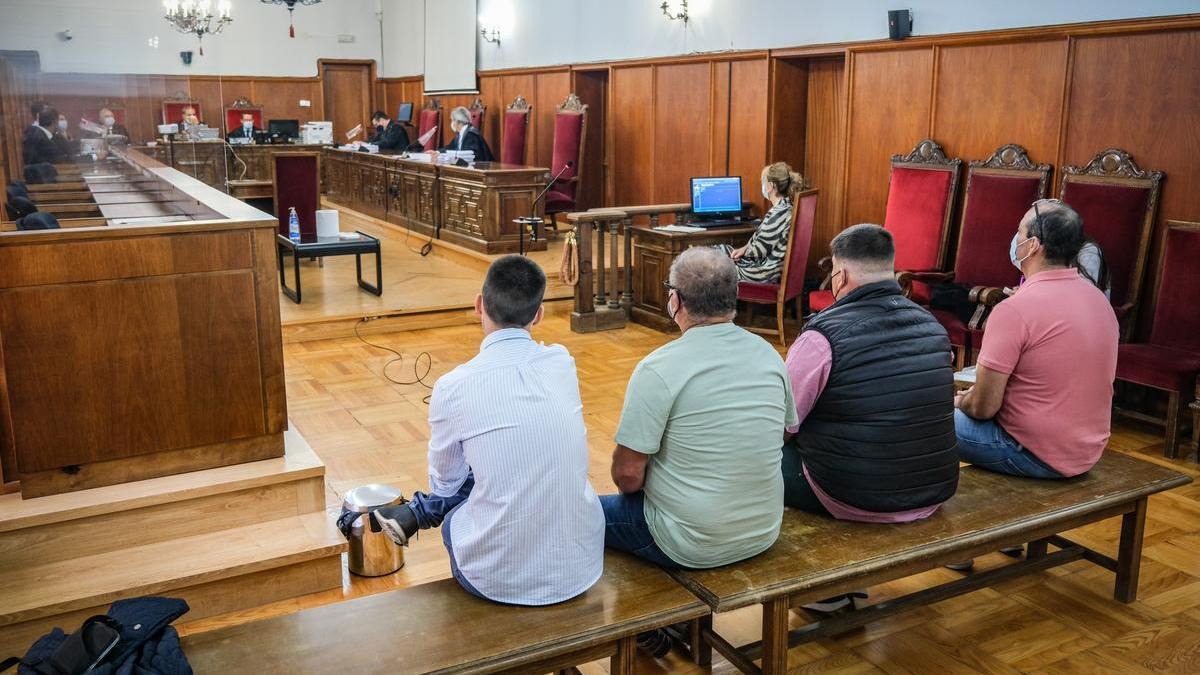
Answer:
[{"left": 276, "top": 231, "right": 382, "bottom": 303}]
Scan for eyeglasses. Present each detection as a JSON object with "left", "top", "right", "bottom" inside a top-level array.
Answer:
[{"left": 663, "top": 280, "right": 684, "bottom": 300}]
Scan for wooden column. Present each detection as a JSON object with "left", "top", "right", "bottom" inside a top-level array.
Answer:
[
  {"left": 567, "top": 210, "right": 629, "bottom": 333},
  {"left": 608, "top": 220, "right": 620, "bottom": 309}
]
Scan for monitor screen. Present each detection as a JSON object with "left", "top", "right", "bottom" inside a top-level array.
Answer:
[
  {"left": 268, "top": 119, "right": 300, "bottom": 138},
  {"left": 691, "top": 176, "right": 743, "bottom": 215},
  {"left": 397, "top": 102, "right": 414, "bottom": 123}
]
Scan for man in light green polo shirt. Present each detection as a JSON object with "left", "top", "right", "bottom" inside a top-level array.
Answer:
[{"left": 601, "top": 246, "right": 796, "bottom": 578}]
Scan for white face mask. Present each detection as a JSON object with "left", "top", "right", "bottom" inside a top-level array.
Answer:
[
  {"left": 57, "top": 119, "right": 68, "bottom": 131},
  {"left": 242, "top": 121, "right": 253, "bottom": 130},
  {"left": 103, "top": 116, "right": 115, "bottom": 126},
  {"left": 761, "top": 182, "right": 770, "bottom": 200}
]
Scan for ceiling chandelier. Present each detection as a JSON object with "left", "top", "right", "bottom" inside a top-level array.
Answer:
[
  {"left": 163, "top": 1, "right": 233, "bottom": 56},
  {"left": 261, "top": 0, "right": 322, "bottom": 38}
]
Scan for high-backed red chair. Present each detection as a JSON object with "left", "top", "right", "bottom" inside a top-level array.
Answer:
[
  {"left": 273, "top": 152, "right": 320, "bottom": 238},
  {"left": 1060, "top": 148, "right": 1163, "bottom": 338},
  {"left": 737, "top": 189, "right": 819, "bottom": 346},
  {"left": 418, "top": 98, "right": 441, "bottom": 151},
  {"left": 808, "top": 139, "right": 960, "bottom": 313},
  {"left": 468, "top": 96, "right": 486, "bottom": 131},
  {"left": 1114, "top": 221, "right": 1200, "bottom": 458},
  {"left": 224, "top": 97, "right": 264, "bottom": 135},
  {"left": 501, "top": 95, "right": 531, "bottom": 165},
  {"left": 913, "top": 144, "right": 1050, "bottom": 363},
  {"left": 543, "top": 93, "right": 588, "bottom": 229},
  {"left": 162, "top": 94, "right": 202, "bottom": 126}
]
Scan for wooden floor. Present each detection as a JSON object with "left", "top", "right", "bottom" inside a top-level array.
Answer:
[
  {"left": 178, "top": 304, "right": 1200, "bottom": 674},
  {"left": 278, "top": 202, "right": 573, "bottom": 327}
]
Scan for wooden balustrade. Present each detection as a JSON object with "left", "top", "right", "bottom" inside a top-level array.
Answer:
[{"left": 566, "top": 209, "right": 629, "bottom": 332}]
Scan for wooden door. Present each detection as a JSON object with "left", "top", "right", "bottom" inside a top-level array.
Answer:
[
  {"left": 573, "top": 69, "right": 608, "bottom": 209},
  {"left": 320, "top": 60, "right": 374, "bottom": 143}
]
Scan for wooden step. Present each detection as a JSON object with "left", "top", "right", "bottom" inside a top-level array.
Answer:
[{"left": 0, "top": 511, "right": 346, "bottom": 630}]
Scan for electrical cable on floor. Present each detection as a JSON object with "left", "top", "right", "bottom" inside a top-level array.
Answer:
[{"left": 354, "top": 318, "right": 435, "bottom": 404}]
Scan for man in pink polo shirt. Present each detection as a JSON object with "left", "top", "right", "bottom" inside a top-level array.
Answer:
[{"left": 955, "top": 200, "right": 1118, "bottom": 478}]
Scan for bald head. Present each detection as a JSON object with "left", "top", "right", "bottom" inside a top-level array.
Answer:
[{"left": 669, "top": 247, "right": 737, "bottom": 319}]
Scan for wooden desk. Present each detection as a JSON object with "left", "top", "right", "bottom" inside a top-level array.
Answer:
[
  {"left": 631, "top": 223, "right": 756, "bottom": 331},
  {"left": 322, "top": 148, "right": 550, "bottom": 254}
]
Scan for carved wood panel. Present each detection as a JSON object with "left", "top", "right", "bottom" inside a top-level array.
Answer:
[{"left": 440, "top": 180, "right": 485, "bottom": 237}]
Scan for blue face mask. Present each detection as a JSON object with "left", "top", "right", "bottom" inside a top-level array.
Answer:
[{"left": 1010, "top": 233, "right": 1034, "bottom": 270}]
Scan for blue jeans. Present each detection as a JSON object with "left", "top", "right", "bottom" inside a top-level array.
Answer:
[
  {"left": 954, "top": 410, "right": 1063, "bottom": 479},
  {"left": 407, "top": 474, "right": 489, "bottom": 600},
  {"left": 598, "top": 492, "right": 682, "bottom": 569}
]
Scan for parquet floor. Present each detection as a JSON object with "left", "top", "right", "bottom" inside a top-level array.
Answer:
[{"left": 180, "top": 303, "right": 1200, "bottom": 674}]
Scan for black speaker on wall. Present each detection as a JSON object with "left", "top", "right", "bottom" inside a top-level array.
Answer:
[{"left": 888, "top": 9, "right": 912, "bottom": 40}]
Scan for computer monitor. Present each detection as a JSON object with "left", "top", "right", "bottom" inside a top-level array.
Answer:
[
  {"left": 691, "top": 176, "right": 743, "bottom": 217},
  {"left": 268, "top": 119, "right": 300, "bottom": 140},
  {"left": 397, "top": 102, "right": 414, "bottom": 124}
]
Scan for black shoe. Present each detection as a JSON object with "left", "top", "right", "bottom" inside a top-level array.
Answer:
[
  {"left": 1000, "top": 545, "right": 1024, "bottom": 558},
  {"left": 635, "top": 628, "right": 673, "bottom": 659},
  {"left": 370, "top": 504, "right": 419, "bottom": 546},
  {"left": 801, "top": 591, "right": 867, "bottom": 614},
  {"left": 945, "top": 559, "right": 974, "bottom": 571}
]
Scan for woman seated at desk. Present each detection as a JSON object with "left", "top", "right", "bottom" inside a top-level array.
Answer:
[{"left": 720, "top": 162, "right": 803, "bottom": 283}]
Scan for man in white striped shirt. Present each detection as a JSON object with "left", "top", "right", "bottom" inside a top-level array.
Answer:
[{"left": 372, "top": 255, "right": 605, "bottom": 605}]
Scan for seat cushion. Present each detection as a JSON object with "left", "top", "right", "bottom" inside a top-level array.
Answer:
[
  {"left": 737, "top": 281, "right": 780, "bottom": 303},
  {"left": 1115, "top": 343, "right": 1200, "bottom": 393},
  {"left": 929, "top": 308, "right": 967, "bottom": 347},
  {"left": 808, "top": 289, "right": 835, "bottom": 313},
  {"left": 544, "top": 189, "right": 575, "bottom": 214}
]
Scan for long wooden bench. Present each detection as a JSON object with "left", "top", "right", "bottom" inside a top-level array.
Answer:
[
  {"left": 668, "top": 452, "right": 1191, "bottom": 675},
  {"left": 182, "top": 550, "right": 707, "bottom": 674}
]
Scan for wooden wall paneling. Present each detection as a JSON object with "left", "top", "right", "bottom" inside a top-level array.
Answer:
[
  {"left": 768, "top": 57, "right": 809, "bottom": 176},
  {"left": 709, "top": 61, "right": 732, "bottom": 181},
  {"left": 572, "top": 69, "right": 608, "bottom": 209},
  {"left": 652, "top": 61, "right": 713, "bottom": 204},
  {"left": 932, "top": 40, "right": 1067, "bottom": 168},
  {"left": 609, "top": 66, "right": 654, "bottom": 206},
  {"left": 255, "top": 79, "right": 319, "bottom": 127},
  {"left": 533, "top": 70, "right": 571, "bottom": 169},
  {"left": 803, "top": 57, "right": 848, "bottom": 273},
  {"left": 1063, "top": 30, "right": 1200, "bottom": 337},
  {"left": 728, "top": 57, "right": 770, "bottom": 209},
  {"left": 843, "top": 47, "right": 935, "bottom": 227},
  {"left": 477, "top": 74, "right": 504, "bottom": 151}
]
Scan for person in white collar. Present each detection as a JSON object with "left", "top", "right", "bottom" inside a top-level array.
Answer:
[
  {"left": 372, "top": 255, "right": 604, "bottom": 606},
  {"left": 439, "top": 105, "right": 493, "bottom": 161}
]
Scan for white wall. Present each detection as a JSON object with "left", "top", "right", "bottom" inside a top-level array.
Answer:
[
  {"left": 380, "top": 0, "right": 1200, "bottom": 75},
  {"left": 0, "top": 0, "right": 385, "bottom": 76}
]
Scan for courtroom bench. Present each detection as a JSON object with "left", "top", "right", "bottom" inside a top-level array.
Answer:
[
  {"left": 667, "top": 451, "right": 1191, "bottom": 675},
  {"left": 181, "top": 550, "right": 707, "bottom": 674}
]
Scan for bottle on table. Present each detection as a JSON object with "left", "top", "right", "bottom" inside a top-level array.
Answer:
[{"left": 288, "top": 206, "right": 301, "bottom": 244}]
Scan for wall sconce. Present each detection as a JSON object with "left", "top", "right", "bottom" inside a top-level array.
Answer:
[
  {"left": 480, "top": 25, "right": 501, "bottom": 45},
  {"left": 661, "top": 0, "right": 688, "bottom": 24}
]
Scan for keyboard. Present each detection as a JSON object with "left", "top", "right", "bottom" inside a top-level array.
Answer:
[{"left": 693, "top": 218, "right": 760, "bottom": 228}]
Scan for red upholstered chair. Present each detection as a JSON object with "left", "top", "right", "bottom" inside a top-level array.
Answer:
[
  {"left": 224, "top": 97, "right": 264, "bottom": 135},
  {"left": 808, "top": 139, "right": 960, "bottom": 313},
  {"left": 1060, "top": 148, "right": 1163, "bottom": 338},
  {"left": 467, "top": 96, "right": 486, "bottom": 131},
  {"left": 418, "top": 98, "right": 441, "bottom": 151},
  {"left": 162, "top": 94, "right": 202, "bottom": 126},
  {"left": 917, "top": 144, "right": 1050, "bottom": 363},
  {"left": 737, "top": 189, "right": 819, "bottom": 346},
  {"left": 501, "top": 95, "right": 531, "bottom": 165},
  {"left": 273, "top": 152, "right": 320, "bottom": 238},
  {"left": 1114, "top": 221, "right": 1200, "bottom": 459},
  {"left": 543, "top": 93, "right": 588, "bottom": 230}
]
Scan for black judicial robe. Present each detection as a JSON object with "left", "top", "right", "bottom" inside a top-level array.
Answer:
[
  {"left": 441, "top": 127, "right": 494, "bottom": 162},
  {"left": 22, "top": 125, "right": 59, "bottom": 166},
  {"left": 369, "top": 121, "right": 410, "bottom": 151}
]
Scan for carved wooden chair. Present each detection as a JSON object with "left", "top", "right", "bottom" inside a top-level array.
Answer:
[
  {"left": 162, "top": 92, "right": 202, "bottom": 126},
  {"left": 808, "top": 139, "right": 961, "bottom": 313},
  {"left": 467, "top": 96, "right": 486, "bottom": 131},
  {"left": 736, "top": 189, "right": 819, "bottom": 346},
  {"left": 1114, "top": 221, "right": 1200, "bottom": 459},
  {"left": 418, "top": 98, "right": 442, "bottom": 151},
  {"left": 1059, "top": 148, "right": 1163, "bottom": 338},
  {"left": 224, "top": 97, "right": 264, "bottom": 135},
  {"left": 501, "top": 95, "right": 531, "bottom": 165},
  {"left": 544, "top": 93, "right": 588, "bottom": 230},
  {"left": 919, "top": 144, "right": 1051, "bottom": 363}
]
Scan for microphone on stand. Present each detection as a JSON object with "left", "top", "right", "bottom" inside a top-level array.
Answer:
[{"left": 518, "top": 160, "right": 575, "bottom": 256}]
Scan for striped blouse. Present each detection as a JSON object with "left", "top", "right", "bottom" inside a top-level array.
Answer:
[{"left": 733, "top": 198, "right": 793, "bottom": 283}]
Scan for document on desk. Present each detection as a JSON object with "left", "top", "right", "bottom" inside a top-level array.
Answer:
[
  {"left": 418, "top": 125, "right": 438, "bottom": 147},
  {"left": 653, "top": 224, "right": 707, "bottom": 233}
]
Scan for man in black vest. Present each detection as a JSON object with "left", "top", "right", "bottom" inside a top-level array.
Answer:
[
  {"left": 785, "top": 224, "right": 958, "bottom": 518},
  {"left": 783, "top": 225, "right": 959, "bottom": 609}
]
